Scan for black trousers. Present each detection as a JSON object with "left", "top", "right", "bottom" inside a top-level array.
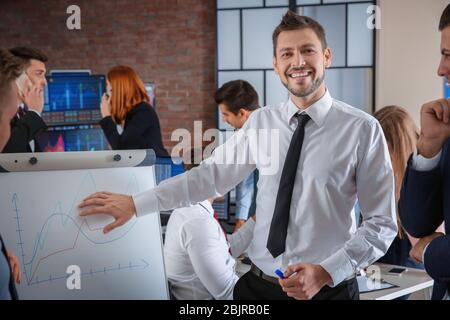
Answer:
[{"left": 234, "top": 271, "right": 359, "bottom": 300}]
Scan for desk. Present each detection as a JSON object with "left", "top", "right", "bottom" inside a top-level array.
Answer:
[
  {"left": 235, "top": 261, "right": 433, "bottom": 300},
  {"left": 360, "top": 263, "right": 433, "bottom": 300}
]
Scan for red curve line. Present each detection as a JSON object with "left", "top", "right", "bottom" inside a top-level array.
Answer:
[{"left": 28, "top": 218, "right": 103, "bottom": 285}]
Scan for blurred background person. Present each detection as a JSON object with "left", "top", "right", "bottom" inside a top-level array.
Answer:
[
  {"left": 214, "top": 80, "right": 259, "bottom": 232},
  {"left": 2, "top": 47, "right": 48, "bottom": 153},
  {"left": 99, "top": 65, "right": 169, "bottom": 157},
  {"left": 374, "top": 106, "right": 444, "bottom": 270},
  {"left": 164, "top": 149, "right": 255, "bottom": 300},
  {"left": 0, "top": 48, "right": 25, "bottom": 300}
]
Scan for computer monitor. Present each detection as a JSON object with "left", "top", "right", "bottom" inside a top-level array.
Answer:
[
  {"left": 43, "top": 74, "right": 105, "bottom": 126},
  {"left": 212, "top": 194, "right": 230, "bottom": 221},
  {"left": 37, "top": 124, "right": 109, "bottom": 152},
  {"left": 154, "top": 156, "right": 185, "bottom": 185}
]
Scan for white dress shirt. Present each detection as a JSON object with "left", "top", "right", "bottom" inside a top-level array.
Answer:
[
  {"left": 411, "top": 150, "right": 441, "bottom": 172},
  {"left": 164, "top": 200, "right": 255, "bottom": 300},
  {"left": 135, "top": 89, "right": 397, "bottom": 287}
]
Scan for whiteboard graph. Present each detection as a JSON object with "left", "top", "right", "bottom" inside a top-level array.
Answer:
[{"left": 0, "top": 166, "right": 168, "bottom": 299}]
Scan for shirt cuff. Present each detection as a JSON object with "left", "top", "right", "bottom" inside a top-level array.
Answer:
[
  {"left": 319, "top": 248, "right": 354, "bottom": 287},
  {"left": 242, "top": 216, "right": 255, "bottom": 229},
  {"left": 234, "top": 206, "right": 249, "bottom": 220},
  {"left": 412, "top": 150, "right": 442, "bottom": 171},
  {"left": 132, "top": 189, "right": 159, "bottom": 217}
]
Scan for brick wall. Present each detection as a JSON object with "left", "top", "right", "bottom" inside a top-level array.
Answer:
[{"left": 0, "top": 0, "right": 217, "bottom": 153}]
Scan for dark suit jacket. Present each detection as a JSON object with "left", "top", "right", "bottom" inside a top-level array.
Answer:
[
  {"left": 0, "top": 235, "right": 18, "bottom": 300},
  {"left": 99, "top": 102, "right": 169, "bottom": 157},
  {"left": 2, "top": 110, "right": 46, "bottom": 153},
  {"left": 399, "top": 139, "right": 450, "bottom": 300}
]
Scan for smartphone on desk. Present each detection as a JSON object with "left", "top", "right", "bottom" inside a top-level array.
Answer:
[{"left": 387, "top": 267, "right": 407, "bottom": 276}]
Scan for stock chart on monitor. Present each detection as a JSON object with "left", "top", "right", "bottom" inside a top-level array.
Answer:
[
  {"left": 43, "top": 74, "right": 105, "bottom": 126},
  {"left": 38, "top": 125, "right": 109, "bottom": 152}
]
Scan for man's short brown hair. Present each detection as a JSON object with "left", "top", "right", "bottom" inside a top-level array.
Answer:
[
  {"left": 9, "top": 47, "right": 48, "bottom": 65},
  {"left": 214, "top": 80, "right": 259, "bottom": 115},
  {"left": 272, "top": 10, "right": 328, "bottom": 56},
  {"left": 439, "top": 4, "right": 450, "bottom": 31}
]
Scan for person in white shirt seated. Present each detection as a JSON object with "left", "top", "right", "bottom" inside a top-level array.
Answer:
[{"left": 163, "top": 150, "right": 255, "bottom": 300}]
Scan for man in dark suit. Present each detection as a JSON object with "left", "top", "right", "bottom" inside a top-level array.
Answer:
[
  {"left": 0, "top": 48, "right": 24, "bottom": 300},
  {"left": 399, "top": 4, "right": 450, "bottom": 300},
  {"left": 2, "top": 47, "right": 48, "bottom": 153}
]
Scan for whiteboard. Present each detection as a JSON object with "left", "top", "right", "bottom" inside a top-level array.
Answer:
[{"left": 0, "top": 151, "right": 169, "bottom": 300}]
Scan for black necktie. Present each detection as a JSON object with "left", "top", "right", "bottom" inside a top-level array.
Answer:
[{"left": 267, "top": 113, "right": 311, "bottom": 258}]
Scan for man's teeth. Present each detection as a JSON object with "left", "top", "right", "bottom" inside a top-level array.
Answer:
[{"left": 291, "top": 72, "right": 310, "bottom": 78}]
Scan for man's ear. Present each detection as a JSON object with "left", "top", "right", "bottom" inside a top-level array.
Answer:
[
  {"left": 273, "top": 56, "right": 279, "bottom": 75},
  {"left": 324, "top": 48, "right": 332, "bottom": 69},
  {"left": 239, "top": 108, "right": 250, "bottom": 119}
]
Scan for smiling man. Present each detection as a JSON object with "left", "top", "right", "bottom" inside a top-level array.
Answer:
[
  {"left": 274, "top": 28, "right": 329, "bottom": 101},
  {"left": 78, "top": 11, "right": 397, "bottom": 300}
]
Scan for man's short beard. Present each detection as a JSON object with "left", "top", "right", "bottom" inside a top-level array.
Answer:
[{"left": 283, "top": 74, "right": 325, "bottom": 98}]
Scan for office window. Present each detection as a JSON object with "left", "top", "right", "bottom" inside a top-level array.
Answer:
[
  {"left": 323, "top": 0, "right": 363, "bottom": 3},
  {"left": 242, "top": 8, "right": 287, "bottom": 69},
  {"left": 216, "top": 1, "right": 289, "bottom": 127},
  {"left": 326, "top": 68, "right": 373, "bottom": 112},
  {"left": 348, "top": 3, "right": 374, "bottom": 66},
  {"left": 217, "top": 10, "right": 241, "bottom": 69},
  {"left": 301, "top": 5, "right": 347, "bottom": 67},
  {"left": 297, "top": 0, "right": 321, "bottom": 4},
  {"left": 266, "top": 0, "right": 289, "bottom": 6},
  {"left": 217, "top": 0, "right": 263, "bottom": 9}
]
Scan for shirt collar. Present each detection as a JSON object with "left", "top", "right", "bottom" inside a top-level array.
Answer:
[
  {"left": 286, "top": 89, "right": 333, "bottom": 127},
  {"left": 198, "top": 200, "right": 215, "bottom": 216}
]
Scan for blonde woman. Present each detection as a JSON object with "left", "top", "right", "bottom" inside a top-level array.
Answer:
[{"left": 374, "top": 106, "right": 444, "bottom": 268}]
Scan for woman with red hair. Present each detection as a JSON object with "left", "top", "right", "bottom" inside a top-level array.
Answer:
[{"left": 99, "top": 65, "right": 169, "bottom": 157}]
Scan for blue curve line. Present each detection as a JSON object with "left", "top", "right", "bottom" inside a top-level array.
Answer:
[
  {"left": 13, "top": 195, "right": 138, "bottom": 282},
  {"left": 30, "top": 171, "right": 139, "bottom": 232},
  {"left": 25, "top": 212, "right": 137, "bottom": 265},
  {"left": 11, "top": 170, "right": 142, "bottom": 282},
  {"left": 45, "top": 171, "right": 99, "bottom": 228}
]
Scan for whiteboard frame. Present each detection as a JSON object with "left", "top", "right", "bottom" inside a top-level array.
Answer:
[{"left": 0, "top": 149, "right": 170, "bottom": 300}]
